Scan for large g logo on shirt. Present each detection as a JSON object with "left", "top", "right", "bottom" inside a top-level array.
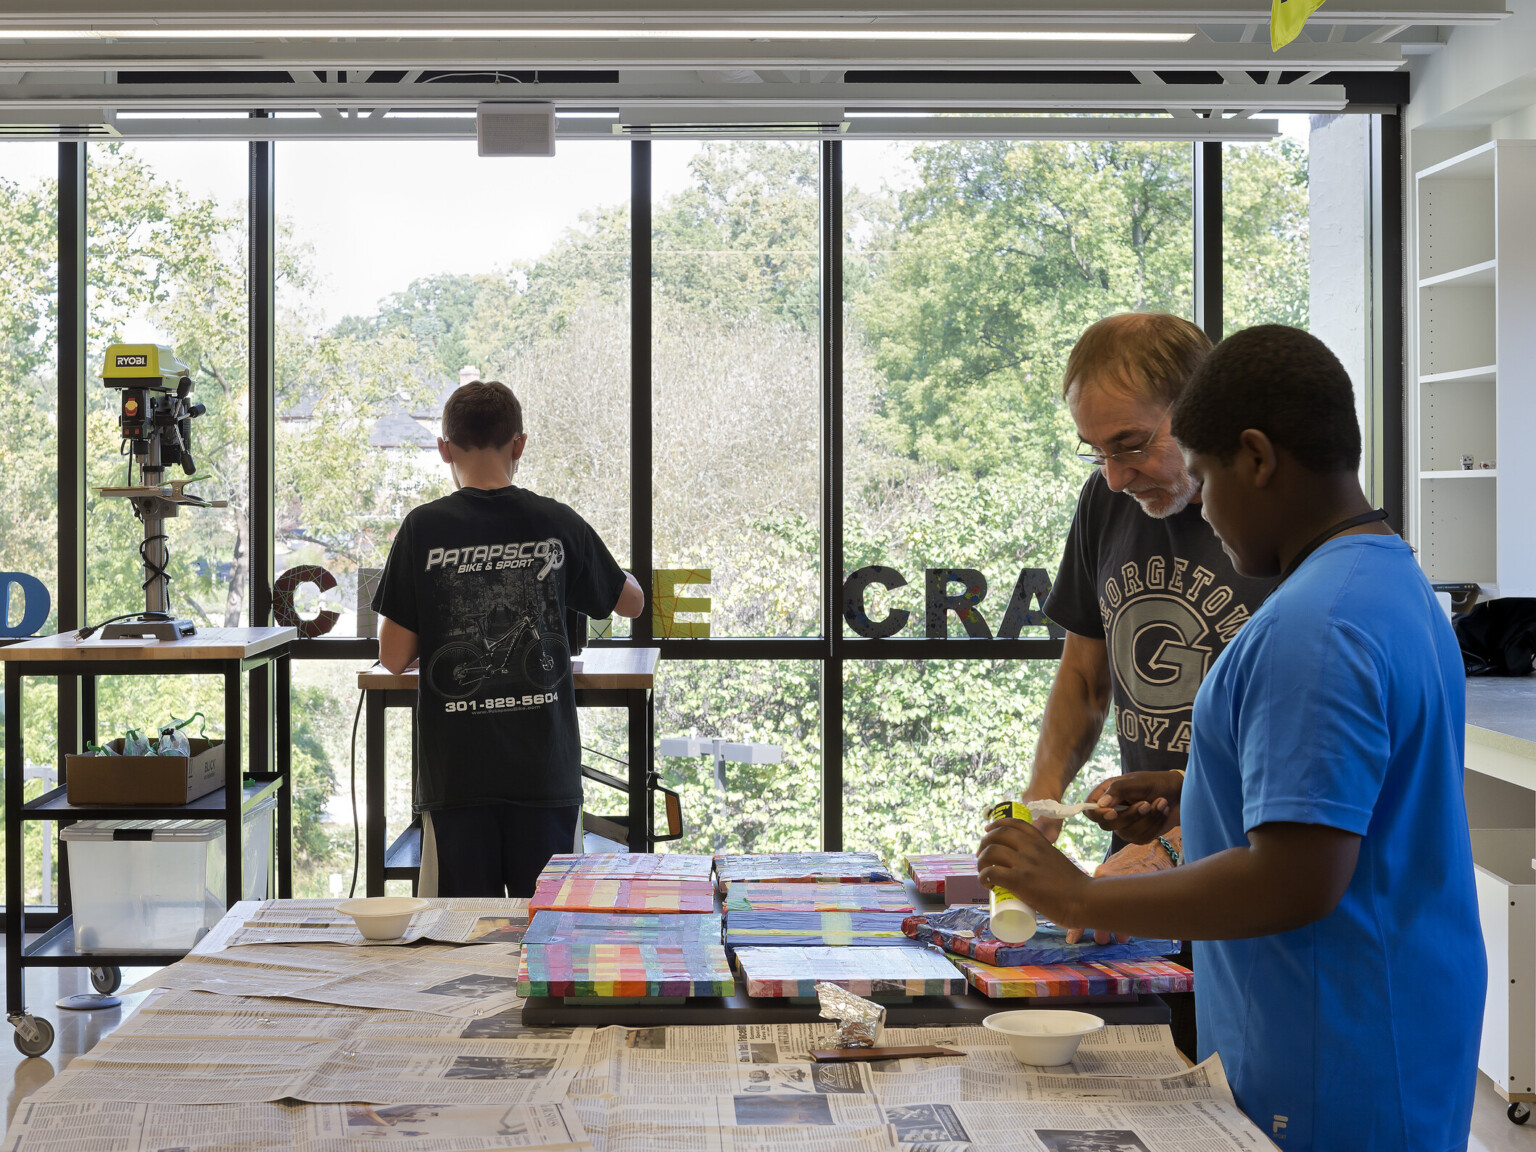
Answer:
[{"left": 1109, "top": 595, "right": 1211, "bottom": 712}]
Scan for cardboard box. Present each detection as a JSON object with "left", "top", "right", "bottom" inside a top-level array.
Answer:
[{"left": 65, "top": 737, "right": 225, "bottom": 805}]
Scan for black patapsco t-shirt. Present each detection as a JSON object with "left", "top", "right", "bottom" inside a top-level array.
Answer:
[
  {"left": 372, "top": 486, "right": 625, "bottom": 810},
  {"left": 1044, "top": 471, "right": 1274, "bottom": 775}
]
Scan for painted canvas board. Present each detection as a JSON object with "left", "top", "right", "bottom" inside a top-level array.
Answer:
[
  {"left": 536, "top": 853, "right": 714, "bottom": 883},
  {"left": 954, "top": 957, "right": 1194, "bottom": 999},
  {"left": 724, "top": 882, "right": 914, "bottom": 913},
  {"left": 529, "top": 875, "right": 716, "bottom": 915},
  {"left": 734, "top": 945, "right": 965, "bottom": 999},
  {"left": 524, "top": 910, "right": 724, "bottom": 946},
  {"left": 903, "top": 854, "right": 979, "bottom": 896},
  {"left": 518, "top": 941, "right": 735, "bottom": 998},
  {"left": 723, "top": 910, "right": 913, "bottom": 948},
  {"left": 713, "top": 852, "right": 893, "bottom": 892}
]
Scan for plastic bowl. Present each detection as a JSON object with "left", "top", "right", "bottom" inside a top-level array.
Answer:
[
  {"left": 335, "top": 896, "right": 430, "bottom": 940},
  {"left": 982, "top": 1010, "right": 1105, "bottom": 1066}
]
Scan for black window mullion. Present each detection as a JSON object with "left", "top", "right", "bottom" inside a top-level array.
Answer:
[
  {"left": 820, "top": 139, "right": 844, "bottom": 851},
  {"left": 631, "top": 140, "right": 653, "bottom": 645},
  {"left": 56, "top": 143, "right": 87, "bottom": 769}
]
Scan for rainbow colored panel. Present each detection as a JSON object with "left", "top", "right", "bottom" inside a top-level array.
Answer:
[
  {"left": 955, "top": 957, "right": 1194, "bottom": 999},
  {"left": 734, "top": 945, "right": 965, "bottom": 999},
  {"left": 903, "top": 853, "right": 979, "bottom": 895},
  {"left": 518, "top": 941, "right": 735, "bottom": 999},
  {"left": 529, "top": 875, "right": 716, "bottom": 914},
  {"left": 536, "top": 853, "right": 715, "bottom": 883},
  {"left": 724, "top": 911, "right": 913, "bottom": 948},
  {"left": 713, "top": 852, "right": 893, "bottom": 892},
  {"left": 525, "top": 911, "right": 724, "bottom": 946},
  {"left": 724, "top": 882, "right": 914, "bottom": 913}
]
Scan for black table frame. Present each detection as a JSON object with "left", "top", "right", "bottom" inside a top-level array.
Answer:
[
  {"left": 4, "top": 649, "right": 293, "bottom": 1022},
  {"left": 363, "top": 682, "right": 655, "bottom": 895}
]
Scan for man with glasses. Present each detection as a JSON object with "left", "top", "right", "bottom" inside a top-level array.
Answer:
[{"left": 1025, "top": 313, "right": 1273, "bottom": 1057}]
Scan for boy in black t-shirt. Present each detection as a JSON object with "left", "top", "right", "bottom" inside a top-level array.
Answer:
[{"left": 372, "top": 381, "right": 644, "bottom": 897}]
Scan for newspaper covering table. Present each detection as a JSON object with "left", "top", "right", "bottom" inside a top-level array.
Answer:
[
  {"left": 208, "top": 898, "right": 530, "bottom": 948},
  {"left": 5, "top": 898, "right": 1280, "bottom": 1152}
]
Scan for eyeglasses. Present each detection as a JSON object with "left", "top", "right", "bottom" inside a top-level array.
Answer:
[{"left": 1074, "top": 406, "right": 1171, "bottom": 468}]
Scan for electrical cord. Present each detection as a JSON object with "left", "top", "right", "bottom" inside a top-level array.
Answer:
[{"left": 348, "top": 689, "right": 363, "bottom": 898}]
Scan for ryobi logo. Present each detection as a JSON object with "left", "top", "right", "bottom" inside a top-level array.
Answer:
[{"left": 115, "top": 354, "right": 148, "bottom": 367}]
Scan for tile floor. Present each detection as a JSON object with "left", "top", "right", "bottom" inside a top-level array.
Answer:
[{"left": 0, "top": 957, "right": 1532, "bottom": 1148}]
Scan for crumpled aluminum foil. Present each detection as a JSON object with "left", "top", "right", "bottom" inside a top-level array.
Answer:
[{"left": 815, "top": 982, "right": 886, "bottom": 1048}]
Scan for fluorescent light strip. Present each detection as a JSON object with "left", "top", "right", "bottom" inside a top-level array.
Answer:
[{"left": 0, "top": 28, "right": 1195, "bottom": 43}]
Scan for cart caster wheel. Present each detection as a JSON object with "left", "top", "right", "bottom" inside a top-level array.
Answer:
[
  {"left": 11, "top": 1016, "right": 54, "bottom": 1058},
  {"left": 1509, "top": 1102, "right": 1531, "bottom": 1125},
  {"left": 90, "top": 966, "right": 122, "bottom": 995}
]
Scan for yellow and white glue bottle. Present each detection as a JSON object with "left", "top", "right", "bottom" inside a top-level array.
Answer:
[{"left": 985, "top": 800, "right": 1039, "bottom": 943}]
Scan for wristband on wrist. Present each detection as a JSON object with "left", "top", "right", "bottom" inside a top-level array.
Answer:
[{"left": 1157, "top": 835, "right": 1182, "bottom": 867}]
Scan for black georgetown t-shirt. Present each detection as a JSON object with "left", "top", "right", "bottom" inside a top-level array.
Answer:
[
  {"left": 372, "top": 486, "right": 625, "bottom": 811},
  {"left": 1044, "top": 471, "right": 1275, "bottom": 775}
]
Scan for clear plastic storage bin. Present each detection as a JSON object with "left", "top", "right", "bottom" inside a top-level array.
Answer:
[{"left": 59, "top": 796, "right": 276, "bottom": 953}]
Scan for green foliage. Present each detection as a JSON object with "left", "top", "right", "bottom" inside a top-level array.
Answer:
[{"left": 0, "top": 133, "right": 1310, "bottom": 897}]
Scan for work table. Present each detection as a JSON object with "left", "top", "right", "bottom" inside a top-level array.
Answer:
[{"left": 1466, "top": 678, "right": 1536, "bottom": 790}]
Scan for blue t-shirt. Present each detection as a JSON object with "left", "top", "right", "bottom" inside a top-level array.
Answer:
[{"left": 1182, "top": 535, "right": 1484, "bottom": 1152}]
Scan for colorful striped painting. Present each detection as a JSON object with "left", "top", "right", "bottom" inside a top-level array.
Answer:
[
  {"left": 713, "top": 852, "right": 893, "bottom": 892},
  {"left": 903, "top": 853, "right": 980, "bottom": 895},
  {"left": 723, "top": 910, "right": 913, "bottom": 948},
  {"left": 724, "top": 882, "right": 914, "bottom": 913},
  {"left": 536, "top": 853, "right": 715, "bottom": 883},
  {"left": 524, "top": 910, "right": 724, "bottom": 946},
  {"left": 955, "top": 957, "right": 1194, "bottom": 999},
  {"left": 529, "top": 875, "right": 716, "bottom": 915},
  {"left": 734, "top": 945, "right": 965, "bottom": 999},
  {"left": 903, "top": 907, "right": 1180, "bottom": 966},
  {"left": 518, "top": 941, "right": 736, "bottom": 999}
]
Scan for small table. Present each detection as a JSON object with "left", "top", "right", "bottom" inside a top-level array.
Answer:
[
  {"left": 1, "top": 626, "right": 296, "bottom": 1056},
  {"left": 357, "top": 646, "right": 660, "bottom": 894}
]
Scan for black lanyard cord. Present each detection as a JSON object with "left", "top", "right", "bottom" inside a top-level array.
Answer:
[{"left": 1278, "top": 508, "right": 1392, "bottom": 584}]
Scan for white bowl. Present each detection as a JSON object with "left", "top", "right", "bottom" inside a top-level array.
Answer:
[
  {"left": 335, "top": 896, "right": 430, "bottom": 940},
  {"left": 982, "top": 1010, "right": 1105, "bottom": 1066}
]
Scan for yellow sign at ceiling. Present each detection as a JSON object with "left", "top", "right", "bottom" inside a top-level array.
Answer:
[{"left": 1271, "top": 0, "right": 1327, "bottom": 50}]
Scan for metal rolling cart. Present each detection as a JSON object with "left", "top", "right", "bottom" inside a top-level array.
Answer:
[{"left": 1, "top": 626, "right": 296, "bottom": 1056}]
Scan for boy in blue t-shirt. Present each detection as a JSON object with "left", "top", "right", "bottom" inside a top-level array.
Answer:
[{"left": 979, "top": 325, "right": 1484, "bottom": 1151}]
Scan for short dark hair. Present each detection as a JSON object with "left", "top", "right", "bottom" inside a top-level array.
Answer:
[
  {"left": 442, "top": 380, "right": 523, "bottom": 450},
  {"left": 1061, "top": 313, "right": 1212, "bottom": 406},
  {"left": 1170, "top": 325, "right": 1361, "bottom": 473}
]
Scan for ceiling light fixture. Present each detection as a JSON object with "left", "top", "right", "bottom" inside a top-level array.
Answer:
[{"left": 0, "top": 28, "right": 1197, "bottom": 43}]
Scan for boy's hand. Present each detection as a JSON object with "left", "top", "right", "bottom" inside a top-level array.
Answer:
[
  {"left": 977, "top": 817, "right": 1093, "bottom": 931},
  {"left": 1085, "top": 772, "right": 1182, "bottom": 844}
]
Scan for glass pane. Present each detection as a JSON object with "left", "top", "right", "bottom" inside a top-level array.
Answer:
[
  {"left": 844, "top": 660, "right": 1113, "bottom": 869},
  {"left": 86, "top": 142, "right": 250, "bottom": 629},
  {"left": 843, "top": 140, "right": 1196, "bottom": 639},
  {"left": 1223, "top": 117, "right": 1312, "bottom": 335},
  {"left": 275, "top": 140, "right": 632, "bottom": 640},
  {"left": 654, "top": 661, "right": 821, "bottom": 853},
  {"left": 651, "top": 142, "right": 822, "bottom": 639}
]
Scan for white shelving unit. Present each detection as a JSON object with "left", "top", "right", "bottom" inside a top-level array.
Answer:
[{"left": 1413, "top": 140, "right": 1536, "bottom": 596}]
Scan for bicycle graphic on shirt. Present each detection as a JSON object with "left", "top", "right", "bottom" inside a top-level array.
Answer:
[{"left": 426, "top": 611, "right": 570, "bottom": 700}]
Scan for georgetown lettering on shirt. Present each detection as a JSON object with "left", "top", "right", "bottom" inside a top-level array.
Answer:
[{"left": 1097, "top": 556, "right": 1252, "bottom": 755}]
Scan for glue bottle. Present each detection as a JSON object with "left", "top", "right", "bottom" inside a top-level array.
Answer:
[{"left": 985, "top": 800, "right": 1038, "bottom": 943}]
